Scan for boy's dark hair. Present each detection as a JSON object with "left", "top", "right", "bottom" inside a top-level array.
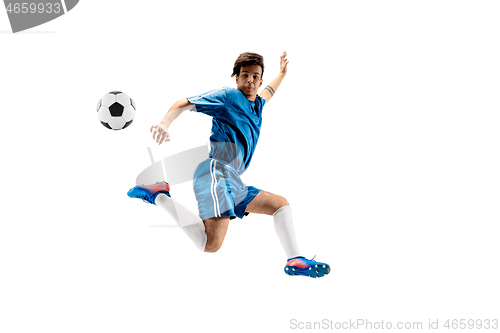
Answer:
[{"left": 231, "top": 52, "right": 264, "bottom": 78}]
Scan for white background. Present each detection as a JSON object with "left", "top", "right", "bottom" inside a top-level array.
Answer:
[{"left": 1, "top": 1, "right": 499, "bottom": 332}]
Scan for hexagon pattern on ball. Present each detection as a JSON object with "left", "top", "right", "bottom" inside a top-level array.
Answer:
[{"left": 97, "top": 91, "right": 136, "bottom": 130}]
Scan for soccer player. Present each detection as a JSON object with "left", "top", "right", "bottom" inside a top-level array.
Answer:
[{"left": 128, "top": 52, "right": 330, "bottom": 278}]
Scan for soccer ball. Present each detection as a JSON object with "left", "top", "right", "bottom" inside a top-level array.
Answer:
[{"left": 97, "top": 91, "right": 136, "bottom": 130}]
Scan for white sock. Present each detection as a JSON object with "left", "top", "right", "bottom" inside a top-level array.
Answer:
[
  {"left": 273, "top": 206, "right": 301, "bottom": 259},
  {"left": 155, "top": 193, "right": 207, "bottom": 252}
]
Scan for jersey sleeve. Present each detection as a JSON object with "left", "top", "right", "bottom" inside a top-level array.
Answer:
[
  {"left": 187, "top": 87, "right": 228, "bottom": 116},
  {"left": 259, "top": 95, "right": 266, "bottom": 107},
  {"left": 255, "top": 95, "right": 266, "bottom": 117}
]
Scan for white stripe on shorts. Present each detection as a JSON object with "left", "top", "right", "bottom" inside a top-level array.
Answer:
[{"left": 210, "top": 160, "right": 221, "bottom": 217}]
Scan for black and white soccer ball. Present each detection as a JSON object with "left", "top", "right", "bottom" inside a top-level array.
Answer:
[{"left": 97, "top": 91, "right": 136, "bottom": 130}]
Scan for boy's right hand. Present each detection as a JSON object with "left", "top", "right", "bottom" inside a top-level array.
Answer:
[{"left": 150, "top": 122, "right": 170, "bottom": 145}]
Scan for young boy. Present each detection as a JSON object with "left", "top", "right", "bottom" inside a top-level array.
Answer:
[{"left": 128, "top": 52, "right": 330, "bottom": 278}]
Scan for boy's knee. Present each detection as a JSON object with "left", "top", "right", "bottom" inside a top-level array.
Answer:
[
  {"left": 280, "top": 196, "right": 289, "bottom": 207},
  {"left": 204, "top": 237, "right": 223, "bottom": 253},
  {"left": 273, "top": 195, "right": 289, "bottom": 213}
]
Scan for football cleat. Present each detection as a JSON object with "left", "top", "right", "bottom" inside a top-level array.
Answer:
[
  {"left": 127, "top": 182, "right": 171, "bottom": 205},
  {"left": 284, "top": 256, "right": 330, "bottom": 278}
]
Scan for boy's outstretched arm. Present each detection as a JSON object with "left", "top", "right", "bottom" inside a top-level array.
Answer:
[
  {"left": 150, "top": 98, "right": 194, "bottom": 145},
  {"left": 260, "top": 51, "right": 289, "bottom": 103}
]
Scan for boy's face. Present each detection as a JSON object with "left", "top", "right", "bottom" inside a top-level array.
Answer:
[{"left": 236, "top": 65, "right": 263, "bottom": 100}]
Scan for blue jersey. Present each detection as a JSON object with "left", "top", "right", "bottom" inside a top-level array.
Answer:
[{"left": 187, "top": 87, "right": 266, "bottom": 175}]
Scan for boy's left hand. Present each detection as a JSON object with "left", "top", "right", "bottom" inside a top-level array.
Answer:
[{"left": 280, "top": 51, "right": 289, "bottom": 75}]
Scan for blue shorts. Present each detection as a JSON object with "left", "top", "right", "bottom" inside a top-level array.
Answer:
[{"left": 193, "top": 158, "right": 261, "bottom": 220}]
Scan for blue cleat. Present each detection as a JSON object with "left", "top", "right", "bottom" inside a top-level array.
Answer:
[
  {"left": 127, "top": 182, "right": 171, "bottom": 205},
  {"left": 284, "top": 256, "right": 330, "bottom": 278}
]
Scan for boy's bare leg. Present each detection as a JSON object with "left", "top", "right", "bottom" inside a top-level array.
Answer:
[
  {"left": 201, "top": 190, "right": 295, "bottom": 254},
  {"left": 203, "top": 216, "right": 230, "bottom": 253},
  {"left": 246, "top": 190, "right": 289, "bottom": 215},
  {"left": 246, "top": 190, "right": 301, "bottom": 258}
]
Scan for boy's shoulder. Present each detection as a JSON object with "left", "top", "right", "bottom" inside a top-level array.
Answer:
[
  {"left": 206, "top": 86, "right": 264, "bottom": 106},
  {"left": 222, "top": 86, "right": 240, "bottom": 95},
  {"left": 220, "top": 86, "right": 245, "bottom": 103},
  {"left": 203, "top": 86, "right": 239, "bottom": 100}
]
